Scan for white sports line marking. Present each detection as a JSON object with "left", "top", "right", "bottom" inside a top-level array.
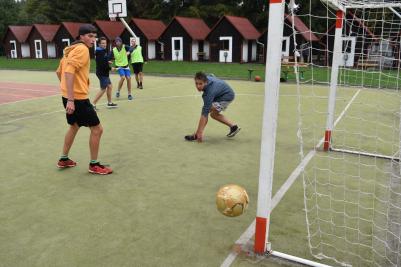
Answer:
[
  {"left": 220, "top": 89, "right": 361, "bottom": 267},
  {"left": 0, "top": 93, "right": 265, "bottom": 125},
  {"left": 0, "top": 94, "right": 201, "bottom": 124}
]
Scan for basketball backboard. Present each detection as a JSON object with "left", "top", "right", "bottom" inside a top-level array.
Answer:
[{"left": 108, "top": 0, "right": 127, "bottom": 19}]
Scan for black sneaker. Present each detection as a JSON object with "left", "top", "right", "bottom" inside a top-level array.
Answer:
[
  {"left": 106, "top": 103, "right": 118, "bottom": 108},
  {"left": 92, "top": 104, "right": 98, "bottom": 111},
  {"left": 184, "top": 134, "right": 197, "bottom": 141},
  {"left": 139, "top": 84, "right": 143, "bottom": 89},
  {"left": 227, "top": 125, "right": 241, "bottom": 137}
]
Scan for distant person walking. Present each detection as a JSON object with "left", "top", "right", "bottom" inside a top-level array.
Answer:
[
  {"left": 92, "top": 37, "right": 118, "bottom": 109},
  {"left": 130, "top": 38, "right": 144, "bottom": 89},
  {"left": 185, "top": 72, "right": 241, "bottom": 142},
  {"left": 111, "top": 37, "right": 133, "bottom": 100},
  {"left": 56, "top": 24, "right": 112, "bottom": 175}
]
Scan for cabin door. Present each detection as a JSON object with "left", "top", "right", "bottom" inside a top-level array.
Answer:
[
  {"left": 340, "top": 36, "right": 356, "bottom": 67},
  {"left": 34, "top": 40, "right": 42, "bottom": 59},
  {"left": 172, "top": 37, "right": 183, "bottom": 61},
  {"left": 10, "top": 40, "right": 17, "bottom": 58},
  {"left": 219, "top": 36, "right": 232, "bottom": 63}
]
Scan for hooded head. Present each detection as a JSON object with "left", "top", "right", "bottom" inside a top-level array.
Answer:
[{"left": 115, "top": 37, "right": 123, "bottom": 47}]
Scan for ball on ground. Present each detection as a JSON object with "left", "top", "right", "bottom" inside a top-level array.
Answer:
[
  {"left": 254, "top": 75, "right": 261, "bottom": 82},
  {"left": 216, "top": 184, "right": 249, "bottom": 217}
]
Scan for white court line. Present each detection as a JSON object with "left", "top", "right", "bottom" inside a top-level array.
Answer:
[
  {"left": 0, "top": 93, "right": 266, "bottom": 125},
  {"left": 0, "top": 94, "right": 60, "bottom": 107},
  {"left": 0, "top": 94, "right": 200, "bottom": 124},
  {"left": 220, "top": 89, "right": 361, "bottom": 267},
  {"left": 0, "top": 87, "right": 58, "bottom": 93}
]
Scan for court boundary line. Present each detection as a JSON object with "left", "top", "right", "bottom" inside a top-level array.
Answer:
[
  {"left": 220, "top": 89, "right": 361, "bottom": 267},
  {"left": 0, "top": 93, "right": 264, "bottom": 125}
]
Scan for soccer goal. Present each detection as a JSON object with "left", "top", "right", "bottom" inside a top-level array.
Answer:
[{"left": 255, "top": 0, "right": 401, "bottom": 266}]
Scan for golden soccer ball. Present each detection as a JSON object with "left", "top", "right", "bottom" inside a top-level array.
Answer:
[{"left": 216, "top": 184, "right": 249, "bottom": 217}]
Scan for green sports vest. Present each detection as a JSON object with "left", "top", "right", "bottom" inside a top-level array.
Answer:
[
  {"left": 113, "top": 46, "right": 128, "bottom": 66},
  {"left": 131, "top": 45, "right": 144, "bottom": 63}
]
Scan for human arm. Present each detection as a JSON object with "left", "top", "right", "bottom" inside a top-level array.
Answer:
[
  {"left": 56, "top": 59, "right": 63, "bottom": 81},
  {"left": 195, "top": 115, "right": 208, "bottom": 142},
  {"left": 64, "top": 72, "right": 75, "bottom": 114},
  {"left": 126, "top": 45, "right": 133, "bottom": 56},
  {"left": 63, "top": 45, "right": 87, "bottom": 114}
]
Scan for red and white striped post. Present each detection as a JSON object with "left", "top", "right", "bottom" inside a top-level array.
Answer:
[
  {"left": 254, "top": 0, "right": 285, "bottom": 254},
  {"left": 324, "top": 10, "right": 344, "bottom": 151}
]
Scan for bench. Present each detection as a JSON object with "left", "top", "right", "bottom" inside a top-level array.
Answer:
[
  {"left": 281, "top": 62, "right": 309, "bottom": 81},
  {"left": 247, "top": 69, "right": 255, "bottom": 80},
  {"left": 356, "top": 62, "right": 378, "bottom": 70},
  {"left": 197, "top": 52, "right": 206, "bottom": 61}
]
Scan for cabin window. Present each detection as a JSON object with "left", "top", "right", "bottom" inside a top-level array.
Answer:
[
  {"left": 221, "top": 40, "right": 229, "bottom": 50},
  {"left": 282, "top": 39, "right": 287, "bottom": 52},
  {"left": 174, "top": 39, "right": 181, "bottom": 50},
  {"left": 199, "top": 40, "right": 204, "bottom": 52},
  {"left": 62, "top": 38, "right": 70, "bottom": 48}
]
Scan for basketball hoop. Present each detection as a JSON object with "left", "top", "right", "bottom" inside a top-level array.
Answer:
[{"left": 108, "top": 0, "right": 126, "bottom": 21}]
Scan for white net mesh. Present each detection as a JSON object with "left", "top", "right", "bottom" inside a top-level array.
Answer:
[{"left": 286, "top": 1, "right": 401, "bottom": 266}]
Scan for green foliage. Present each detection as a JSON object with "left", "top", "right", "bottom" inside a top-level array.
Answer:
[
  {"left": 0, "top": 0, "right": 329, "bottom": 34},
  {"left": 0, "top": 0, "right": 22, "bottom": 40}
]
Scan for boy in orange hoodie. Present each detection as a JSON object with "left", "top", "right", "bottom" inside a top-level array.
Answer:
[{"left": 56, "top": 24, "right": 112, "bottom": 175}]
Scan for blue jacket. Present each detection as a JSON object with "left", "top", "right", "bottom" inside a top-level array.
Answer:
[
  {"left": 201, "top": 76, "right": 235, "bottom": 116},
  {"left": 95, "top": 47, "right": 111, "bottom": 77}
]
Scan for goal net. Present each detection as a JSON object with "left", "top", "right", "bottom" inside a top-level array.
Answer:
[{"left": 289, "top": 0, "right": 401, "bottom": 266}]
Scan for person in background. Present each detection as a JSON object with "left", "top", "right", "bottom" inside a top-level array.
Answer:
[
  {"left": 92, "top": 37, "right": 118, "bottom": 109},
  {"left": 111, "top": 37, "right": 133, "bottom": 100},
  {"left": 130, "top": 38, "right": 145, "bottom": 89}
]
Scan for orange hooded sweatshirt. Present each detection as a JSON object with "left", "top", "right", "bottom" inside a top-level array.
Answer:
[{"left": 57, "top": 42, "right": 90, "bottom": 100}]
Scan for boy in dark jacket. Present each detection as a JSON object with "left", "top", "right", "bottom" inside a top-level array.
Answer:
[{"left": 92, "top": 37, "right": 117, "bottom": 109}]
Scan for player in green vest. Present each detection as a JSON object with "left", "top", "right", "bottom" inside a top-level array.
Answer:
[
  {"left": 130, "top": 38, "right": 145, "bottom": 89},
  {"left": 111, "top": 37, "right": 133, "bottom": 100}
]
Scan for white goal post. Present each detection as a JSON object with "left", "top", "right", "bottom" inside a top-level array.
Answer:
[{"left": 254, "top": 0, "right": 401, "bottom": 266}]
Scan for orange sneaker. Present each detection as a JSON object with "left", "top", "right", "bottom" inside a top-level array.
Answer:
[{"left": 88, "top": 162, "right": 113, "bottom": 175}]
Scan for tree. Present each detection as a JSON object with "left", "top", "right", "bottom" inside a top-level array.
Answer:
[{"left": 0, "top": 0, "right": 22, "bottom": 39}]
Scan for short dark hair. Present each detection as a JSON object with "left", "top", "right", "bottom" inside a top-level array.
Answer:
[
  {"left": 99, "top": 37, "right": 107, "bottom": 43},
  {"left": 78, "top": 24, "right": 97, "bottom": 39},
  {"left": 195, "top": 72, "right": 207, "bottom": 82}
]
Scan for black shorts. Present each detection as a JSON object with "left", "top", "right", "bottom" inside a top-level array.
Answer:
[
  {"left": 62, "top": 97, "right": 100, "bottom": 127},
  {"left": 132, "top": 63, "right": 143, "bottom": 74}
]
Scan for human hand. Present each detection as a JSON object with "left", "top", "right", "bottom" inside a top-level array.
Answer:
[
  {"left": 66, "top": 100, "right": 75, "bottom": 114},
  {"left": 195, "top": 132, "right": 203, "bottom": 143}
]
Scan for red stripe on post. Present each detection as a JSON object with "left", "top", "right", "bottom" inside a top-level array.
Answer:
[
  {"left": 324, "top": 130, "right": 331, "bottom": 151},
  {"left": 254, "top": 217, "right": 268, "bottom": 254},
  {"left": 270, "top": 0, "right": 283, "bottom": 3},
  {"left": 335, "top": 10, "right": 343, "bottom": 28}
]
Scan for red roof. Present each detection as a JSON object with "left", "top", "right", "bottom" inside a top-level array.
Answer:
[
  {"left": 7, "top": 26, "right": 32, "bottom": 42},
  {"left": 33, "top": 24, "right": 60, "bottom": 42},
  {"left": 61, "top": 22, "right": 87, "bottom": 39},
  {"left": 284, "top": 14, "right": 319, "bottom": 42},
  {"left": 172, "top": 17, "right": 210, "bottom": 40},
  {"left": 224, "top": 16, "right": 260, "bottom": 40},
  {"left": 94, "top": 20, "right": 125, "bottom": 40},
  {"left": 131, "top": 18, "right": 166, "bottom": 41}
]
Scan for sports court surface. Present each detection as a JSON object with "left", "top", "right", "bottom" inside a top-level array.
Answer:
[{"left": 0, "top": 70, "right": 359, "bottom": 266}]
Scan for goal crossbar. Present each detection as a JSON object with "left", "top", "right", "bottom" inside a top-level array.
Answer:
[{"left": 323, "top": 0, "right": 401, "bottom": 10}]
